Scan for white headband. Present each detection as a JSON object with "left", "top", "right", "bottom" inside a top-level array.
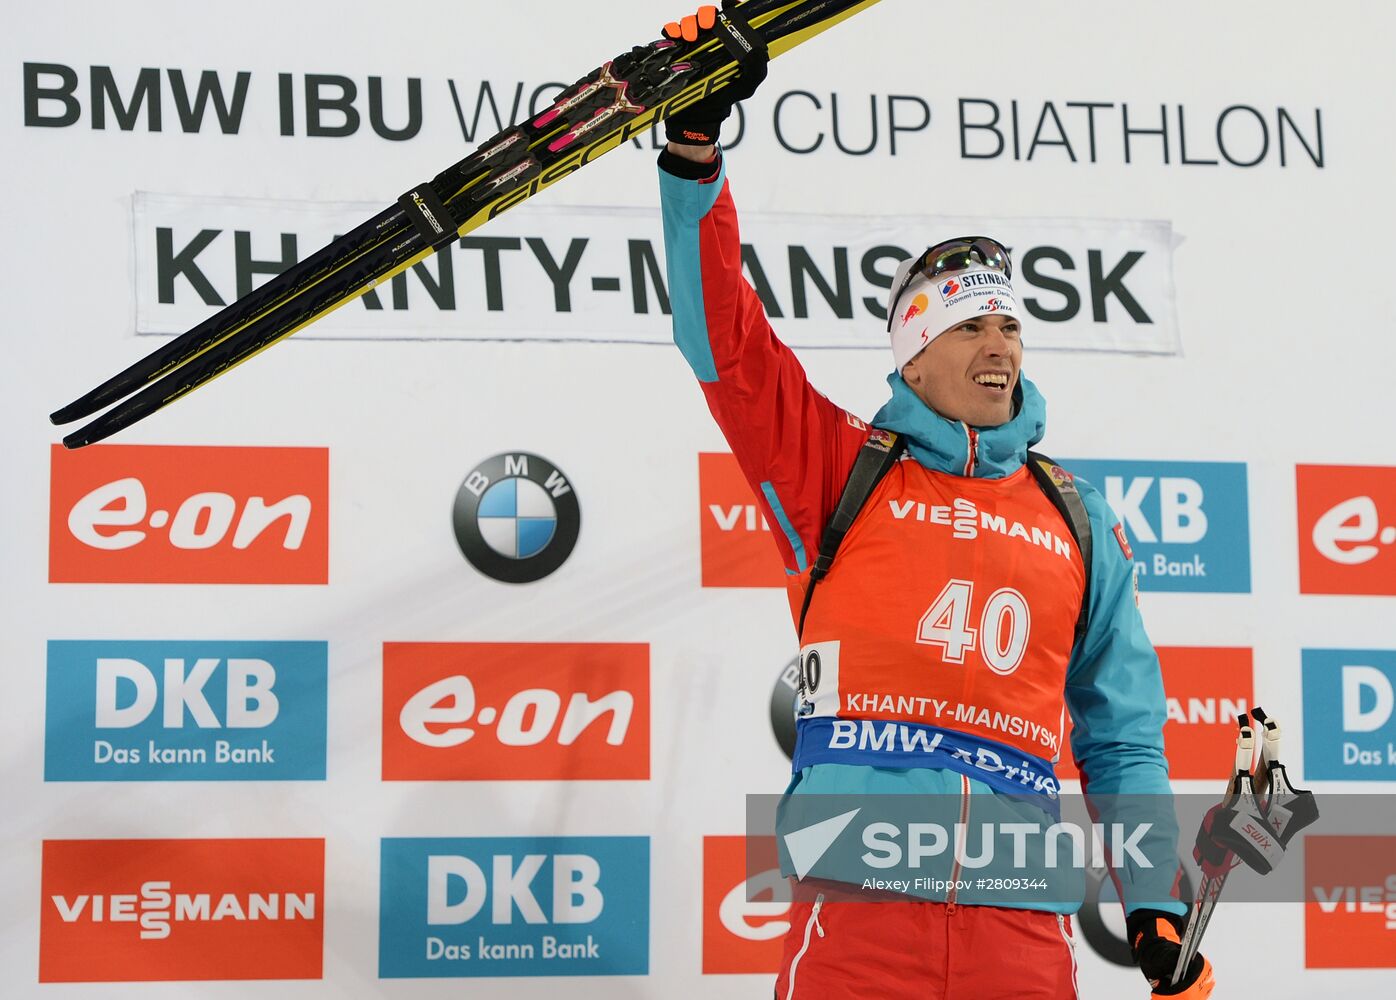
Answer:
[{"left": 888, "top": 262, "right": 1021, "bottom": 370}]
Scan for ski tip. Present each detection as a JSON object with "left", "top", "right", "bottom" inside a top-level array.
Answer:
[
  {"left": 50, "top": 388, "right": 118, "bottom": 425},
  {"left": 61, "top": 421, "right": 112, "bottom": 450},
  {"left": 50, "top": 399, "right": 89, "bottom": 426}
]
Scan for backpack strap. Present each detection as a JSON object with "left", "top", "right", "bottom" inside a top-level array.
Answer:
[
  {"left": 796, "top": 430, "right": 906, "bottom": 640},
  {"left": 1026, "top": 450, "right": 1093, "bottom": 645}
]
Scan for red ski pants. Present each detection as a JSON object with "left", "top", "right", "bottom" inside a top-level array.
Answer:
[{"left": 774, "top": 894, "right": 1080, "bottom": 999}]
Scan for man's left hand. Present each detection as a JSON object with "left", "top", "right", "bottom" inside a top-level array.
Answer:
[
  {"left": 1127, "top": 909, "right": 1215, "bottom": 999},
  {"left": 660, "top": 4, "right": 768, "bottom": 147}
]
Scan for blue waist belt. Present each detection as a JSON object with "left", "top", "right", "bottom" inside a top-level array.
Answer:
[{"left": 793, "top": 717, "right": 1063, "bottom": 817}]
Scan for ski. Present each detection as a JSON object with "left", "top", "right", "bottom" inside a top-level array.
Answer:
[
  {"left": 47, "top": 203, "right": 410, "bottom": 426},
  {"left": 52, "top": 0, "right": 884, "bottom": 448}
]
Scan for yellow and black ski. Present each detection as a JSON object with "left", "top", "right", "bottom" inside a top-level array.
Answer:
[{"left": 52, "top": 0, "right": 883, "bottom": 448}]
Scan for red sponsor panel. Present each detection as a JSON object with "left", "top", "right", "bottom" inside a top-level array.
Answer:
[
  {"left": 699, "top": 452, "right": 786, "bottom": 588},
  {"left": 1056, "top": 647, "right": 1252, "bottom": 782},
  {"left": 702, "top": 836, "right": 789, "bottom": 974},
  {"left": 1305, "top": 835, "right": 1396, "bottom": 968},
  {"left": 40, "top": 838, "right": 324, "bottom": 982},
  {"left": 382, "top": 642, "right": 650, "bottom": 780},
  {"left": 1157, "top": 647, "right": 1253, "bottom": 778},
  {"left": 49, "top": 444, "right": 329, "bottom": 584},
  {"left": 1297, "top": 464, "right": 1396, "bottom": 595}
]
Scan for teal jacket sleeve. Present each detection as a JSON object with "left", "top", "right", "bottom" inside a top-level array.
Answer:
[{"left": 1064, "top": 478, "right": 1186, "bottom": 917}]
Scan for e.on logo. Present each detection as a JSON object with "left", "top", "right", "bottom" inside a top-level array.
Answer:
[
  {"left": 702, "top": 836, "right": 789, "bottom": 974},
  {"left": 49, "top": 444, "right": 329, "bottom": 584},
  {"left": 699, "top": 453, "right": 785, "bottom": 588},
  {"left": 382, "top": 643, "right": 649, "bottom": 780},
  {"left": 1055, "top": 647, "right": 1251, "bottom": 782},
  {"left": 1305, "top": 835, "right": 1396, "bottom": 968},
  {"left": 39, "top": 838, "right": 324, "bottom": 982},
  {"left": 1297, "top": 465, "right": 1396, "bottom": 595}
]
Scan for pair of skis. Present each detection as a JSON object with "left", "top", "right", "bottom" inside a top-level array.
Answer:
[
  {"left": 1171, "top": 707, "right": 1319, "bottom": 986},
  {"left": 50, "top": 0, "right": 884, "bottom": 449}
]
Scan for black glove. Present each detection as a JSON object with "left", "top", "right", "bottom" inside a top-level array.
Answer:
[
  {"left": 1126, "top": 909, "right": 1215, "bottom": 998},
  {"left": 662, "top": 4, "right": 769, "bottom": 146}
]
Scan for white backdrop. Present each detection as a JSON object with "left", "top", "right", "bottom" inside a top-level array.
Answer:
[{"left": 4, "top": 0, "right": 1396, "bottom": 996}]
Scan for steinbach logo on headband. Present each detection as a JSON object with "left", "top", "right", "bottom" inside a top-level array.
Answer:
[
  {"left": 959, "top": 271, "right": 1012, "bottom": 289},
  {"left": 931, "top": 271, "right": 1014, "bottom": 310}
]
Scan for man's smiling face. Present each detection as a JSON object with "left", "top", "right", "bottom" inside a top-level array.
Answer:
[{"left": 899, "top": 313, "right": 1022, "bottom": 427}]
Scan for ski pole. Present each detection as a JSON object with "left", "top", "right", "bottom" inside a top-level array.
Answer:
[
  {"left": 1171, "top": 707, "right": 1319, "bottom": 985},
  {"left": 1170, "top": 713, "right": 1256, "bottom": 985}
]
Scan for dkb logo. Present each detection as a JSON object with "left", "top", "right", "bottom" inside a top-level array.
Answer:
[
  {"left": 1302, "top": 650, "right": 1396, "bottom": 780},
  {"left": 44, "top": 640, "right": 327, "bottom": 781},
  {"left": 1061, "top": 459, "right": 1251, "bottom": 593},
  {"left": 378, "top": 837, "right": 649, "bottom": 978}
]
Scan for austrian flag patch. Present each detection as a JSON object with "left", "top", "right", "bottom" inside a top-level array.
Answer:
[{"left": 1113, "top": 522, "right": 1134, "bottom": 560}]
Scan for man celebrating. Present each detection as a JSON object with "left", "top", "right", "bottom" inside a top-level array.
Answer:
[{"left": 656, "top": 8, "right": 1214, "bottom": 999}]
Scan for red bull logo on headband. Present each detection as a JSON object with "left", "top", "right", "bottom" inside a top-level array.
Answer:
[{"left": 900, "top": 293, "right": 929, "bottom": 327}]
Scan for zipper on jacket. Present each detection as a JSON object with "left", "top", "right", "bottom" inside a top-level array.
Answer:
[
  {"left": 1058, "top": 913, "right": 1081, "bottom": 999},
  {"left": 962, "top": 425, "right": 979, "bottom": 476},
  {"left": 783, "top": 892, "right": 826, "bottom": 1000},
  {"left": 945, "top": 773, "right": 971, "bottom": 914}
]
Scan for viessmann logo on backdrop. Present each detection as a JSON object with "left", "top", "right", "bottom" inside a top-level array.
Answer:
[
  {"left": 44, "top": 640, "right": 327, "bottom": 781},
  {"left": 1016, "top": 647, "right": 1252, "bottom": 783},
  {"left": 48, "top": 444, "right": 329, "bottom": 584},
  {"left": 702, "top": 836, "right": 788, "bottom": 975},
  {"left": 378, "top": 837, "right": 649, "bottom": 978},
  {"left": 382, "top": 643, "right": 648, "bottom": 780},
  {"left": 1302, "top": 649, "right": 1396, "bottom": 780},
  {"left": 1153, "top": 647, "right": 1253, "bottom": 777},
  {"left": 1062, "top": 459, "right": 1251, "bottom": 592},
  {"left": 699, "top": 453, "right": 785, "bottom": 588},
  {"left": 1305, "top": 836, "right": 1396, "bottom": 969},
  {"left": 39, "top": 838, "right": 324, "bottom": 983},
  {"left": 1297, "top": 465, "right": 1396, "bottom": 595}
]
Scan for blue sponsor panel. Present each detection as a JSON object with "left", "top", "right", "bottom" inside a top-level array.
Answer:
[
  {"left": 1302, "top": 649, "right": 1396, "bottom": 780},
  {"left": 44, "top": 640, "right": 327, "bottom": 781},
  {"left": 379, "top": 837, "right": 649, "bottom": 978},
  {"left": 1063, "top": 459, "right": 1251, "bottom": 593}
]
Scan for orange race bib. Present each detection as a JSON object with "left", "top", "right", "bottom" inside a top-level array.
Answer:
[{"left": 788, "top": 460, "right": 1085, "bottom": 801}]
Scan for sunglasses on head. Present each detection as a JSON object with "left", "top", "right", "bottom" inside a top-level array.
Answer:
[{"left": 886, "top": 237, "right": 1013, "bottom": 332}]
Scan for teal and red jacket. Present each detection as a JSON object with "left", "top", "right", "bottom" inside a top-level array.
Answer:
[{"left": 659, "top": 150, "right": 1184, "bottom": 916}]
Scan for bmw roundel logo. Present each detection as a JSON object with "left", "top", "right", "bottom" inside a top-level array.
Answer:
[
  {"left": 770, "top": 656, "right": 801, "bottom": 760},
  {"left": 452, "top": 452, "right": 581, "bottom": 584}
]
